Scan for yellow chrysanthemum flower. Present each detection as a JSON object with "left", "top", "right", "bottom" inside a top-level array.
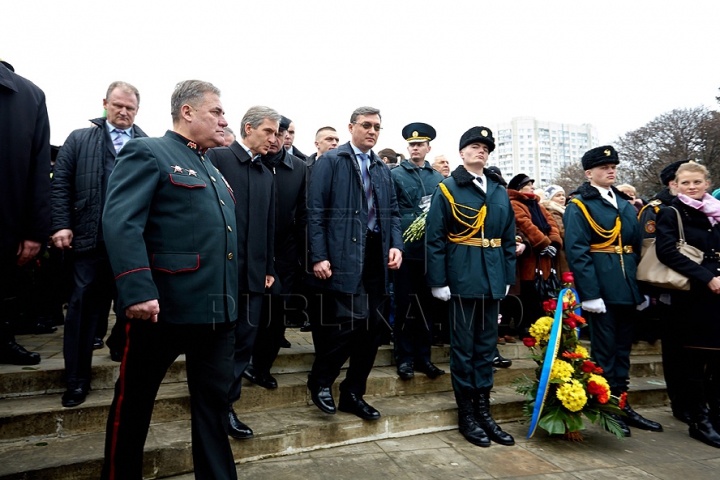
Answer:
[
  {"left": 556, "top": 379, "right": 587, "bottom": 412},
  {"left": 574, "top": 345, "right": 589, "bottom": 359},
  {"left": 550, "top": 359, "right": 574, "bottom": 382},
  {"left": 529, "top": 316, "right": 554, "bottom": 342}
]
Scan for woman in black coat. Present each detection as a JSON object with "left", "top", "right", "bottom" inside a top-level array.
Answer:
[{"left": 656, "top": 162, "right": 720, "bottom": 448}]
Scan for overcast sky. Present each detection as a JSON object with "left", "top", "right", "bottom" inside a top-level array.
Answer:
[{"left": 4, "top": 0, "right": 719, "bottom": 168}]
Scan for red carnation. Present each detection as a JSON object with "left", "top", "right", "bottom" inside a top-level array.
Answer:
[
  {"left": 568, "top": 312, "right": 586, "bottom": 325},
  {"left": 563, "top": 318, "right": 577, "bottom": 329},
  {"left": 542, "top": 300, "right": 551, "bottom": 313},
  {"left": 594, "top": 367, "right": 604, "bottom": 374},
  {"left": 581, "top": 361, "right": 596, "bottom": 373},
  {"left": 523, "top": 337, "right": 536, "bottom": 347},
  {"left": 587, "top": 381, "right": 606, "bottom": 395},
  {"left": 597, "top": 393, "right": 609, "bottom": 404},
  {"left": 619, "top": 392, "right": 628, "bottom": 409},
  {"left": 562, "top": 271, "right": 574, "bottom": 283},
  {"left": 547, "top": 298, "right": 558, "bottom": 311}
]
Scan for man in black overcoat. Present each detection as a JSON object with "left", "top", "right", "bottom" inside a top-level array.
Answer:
[
  {"left": 242, "top": 116, "right": 307, "bottom": 389},
  {"left": 0, "top": 60, "right": 50, "bottom": 365},
  {"left": 206, "top": 106, "right": 279, "bottom": 439}
]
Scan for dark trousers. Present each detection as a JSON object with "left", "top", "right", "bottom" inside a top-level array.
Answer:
[
  {"left": 228, "top": 291, "right": 263, "bottom": 404},
  {"left": 0, "top": 257, "right": 18, "bottom": 345},
  {"left": 393, "top": 259, "right": 436, "bottom": 365},
  {"left": 101, "top": 320, "right": 237, "bottom": 480},
  {"left": 685, "top": 347, "right": 720, "bottom": 414},
  {"left": 660, "top": 298, "right": 687, "bottom": 411},
  {"left": 449, "top": 296, "right": 499, "bottom": 394},
  {"left": 63, "top": 245, "right": 116, "bottom": 391},
  {"left": 308, "top": 232, "right": 387, "bottom": 396},
  {"left": 587, "top": 304, "right": 635, "bottom": 392},
  {"left": 251, "top": 270, "right": 296, "bottom": 374}
]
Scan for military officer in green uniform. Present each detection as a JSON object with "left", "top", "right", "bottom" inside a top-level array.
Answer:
[
  {"left": 392, "top": 122, "right": 446, "bottom": 380},
  {"left": 100, "top": 80, "right": 239, "bottom": 480},
  {"left": 564, "top": 145, "right": 663, "bottom": 437},
  {"left": 426, "top": 126, "right": 516, "bottom": 448}
]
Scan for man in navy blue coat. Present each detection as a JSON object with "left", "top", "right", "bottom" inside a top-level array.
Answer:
[{"left": 306, "top": 106, "right": 403, "bottom": 420}]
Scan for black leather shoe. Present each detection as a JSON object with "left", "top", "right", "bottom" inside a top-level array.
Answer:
[
  {"left": 228, "top": 408, "right": 253, "bottom": 439},
  {"left": 622, "top": 403, "right": 663, "bottom": 432},
  {"left": 280, "top": 337, "right": 291, "bottom": 348},
  {"left": 673, "top": 409, "right": 692, "bottom": 424},
  {"left": 62, "top": 388, "right": 88, "bottom": 408},
  {"left": 0, "top": 341, "right": 41, "bottom": 365},
  {"left": 110, "top": 349, "right": 123, "bottom": 362},
  {"left": 93, "top": 337, "right": 104, "bottom": 350},
  {"left": 397, "top": 362, "right": 414, "bottom": 380},
  {"left": 310, "top": 385, "right": 336, "bottom": 414},
  {"left": 33, "top": 323, "right": 57, "bottom": 334},
  {"left": 300, "top": 322, "right": 312, "bottom": 332},
  {"left": 338, "top": 392, "right": 381, "bottom": 420},
  {"left": 243, "top": 368, "right": 278, "bottom": 389},
  {"left": 415, "top": 362, "right": 445, "bottom": 379},
  {"left": 609, "top": 413, "right": 632, "bottom": 437},
  {"left": 493, "top": 355, "right": 512, "bottom": 369}
]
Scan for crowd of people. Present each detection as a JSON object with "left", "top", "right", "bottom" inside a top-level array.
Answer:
[{"left": 3, "top": 62, "right": 720, "bottom": 479}]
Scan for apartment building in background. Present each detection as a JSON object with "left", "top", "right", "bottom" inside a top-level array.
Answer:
[{"left": 491, "top": 117, "right": 599, "bottom": 188}]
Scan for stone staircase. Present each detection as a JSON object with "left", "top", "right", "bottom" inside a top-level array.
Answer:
[{"left": 0, "top": 333, "right": 668, "bottom": 480}]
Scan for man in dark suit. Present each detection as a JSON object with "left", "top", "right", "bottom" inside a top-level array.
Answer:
[
  {"left": 100, "top": 80, "right": 238, "bottom": 480},
  {"left": 206, "top": 106, "right": 278, "bottom": 440},
  {"left": 242, "top": 115, "right": 307, "bottom": 389},
  {"left": 0, "top": 59, "right": 50, "bottom": 365},
  {"left": 51, "top": 81, "right": 148, "bottom": 407},
  {"left": 284, "top": 120, "right": 308, "bottom": 161},
  {"left": 306, "top": 106, "right": 403, "bottom": 420}
]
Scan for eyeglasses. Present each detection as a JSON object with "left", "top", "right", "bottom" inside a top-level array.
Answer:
[{"left": 353, "top": 121, "right": 382, "bottom": 132}]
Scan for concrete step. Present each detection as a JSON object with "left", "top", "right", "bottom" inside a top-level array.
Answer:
[
  {"left": 0, "top": 354, "right": 665, "bottom": 444},
  {"left": 0, "top": 377, "right": 669, "bottom": 480},
  {"left": 0, "top": 338, "right": 659, "bottom": 399}
]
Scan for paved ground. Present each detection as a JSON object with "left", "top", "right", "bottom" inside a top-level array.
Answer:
[{"left": 168, "top": 407, "right": 719, "bottom": 480}]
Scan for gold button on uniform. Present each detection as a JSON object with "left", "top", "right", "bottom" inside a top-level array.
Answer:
[
  {"left": 227, "top": 226, "right": 232, "bottom": 232},
  {"left": 227, "top": 253, "right": 233, "bottom": 260},
  {"left": 220, "top": 200, "right": 225, "bottom": 205},
  {"left": 211, "top": 176, "right": 216, "bottom": 182}
]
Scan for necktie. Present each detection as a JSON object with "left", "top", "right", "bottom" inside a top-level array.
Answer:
[
  {"left": 608, "top": 190, "right": 613, "bottom": 198},
  {"left": 112, "top": 129, "right": 125, "bottom": 153},
  {"left": 358, "top": 153, "right": 377, "bottom": 232}
]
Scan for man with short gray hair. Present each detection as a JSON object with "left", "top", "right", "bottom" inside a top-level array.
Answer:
[
  {"left": 207, "top": 105, "right": 279, "bottom": 440},
  {"left": 101, "top": 79, "right": 238, "bottom": 479},
  {"left": 52, "top": 80, "right": 147, "bottom": 407}
]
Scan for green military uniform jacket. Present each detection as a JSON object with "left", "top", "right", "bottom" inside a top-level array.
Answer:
[
  {"left": 391, "top": 159, "right": 444, "bottom": 261},
  {"left": 102, "top": 131, "right": 238, "bottom": 324},
  {"left": 426, "top": 166, "right": 516, "bottom": 299},
  {"left": 564, "top": 182, "right": 643, "bottom": 306}
]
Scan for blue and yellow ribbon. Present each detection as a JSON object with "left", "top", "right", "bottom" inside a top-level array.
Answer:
[{"left": 526, "top": 287, "right": 581, "bottom": 438}]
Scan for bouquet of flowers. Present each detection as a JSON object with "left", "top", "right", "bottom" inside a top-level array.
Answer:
[
  {"left": 402, "top": 211, "right": 428, "bottom": 243},
  {"left": 514, "top": 272, "right": 627, "bottom": 440}
]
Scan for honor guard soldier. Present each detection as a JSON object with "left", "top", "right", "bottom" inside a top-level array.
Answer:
[
  {"left": 564, "top": 145, "right": 663, "bottom": 437},
  {"left": 392, "top": 122, "right": 446, "bottom": 380},
  {"left": 101, "top": 80, "right": 239, "bottom": 480},
  {"left": 426, "top": 127, "right": 516, "bottom": 447}
]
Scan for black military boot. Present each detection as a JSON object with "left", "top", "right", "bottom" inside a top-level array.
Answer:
[
  {"left": 689, "top": 404, "right": 720, "bottom": 448},
  {"left": 0, "top": 322, "right": 40, "bottom": 365},
  {"left": 475, "top": 389, "right": 514, "bottom": 446},
  {"left": 455, "top": 391, "right": 490, "bottom": 447},
  {"left": 622, "top": 401, "right": 663, "bottom": 432}
]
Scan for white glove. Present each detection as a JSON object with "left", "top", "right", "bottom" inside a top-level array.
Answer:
[
  {"left": 659, "top": 293, "right": 671, "bottom": 305},
  {"left": 505, "top": 285, "right": 511, "bottom": 295},
  {"left": 540, "top": 245, "right": 557, "bottom": 258},
  {"left": 637, "top": 295, "right": 650, "bottom": 311},
  {"left": 432, "top": 286, "right": 451, "bottom": 302},
  {"left": 582, "top": 298, "right": 606, "bottom": 314}
]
